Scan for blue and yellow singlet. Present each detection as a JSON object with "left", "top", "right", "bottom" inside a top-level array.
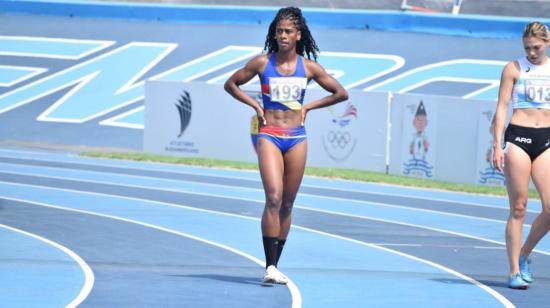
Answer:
[{"left": 260, "top": 53, "right": 308, "bottom": 110}]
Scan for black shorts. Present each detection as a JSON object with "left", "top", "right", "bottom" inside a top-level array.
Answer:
[{"left": 504, "top": 124, "right": 550, "bottom": 161}]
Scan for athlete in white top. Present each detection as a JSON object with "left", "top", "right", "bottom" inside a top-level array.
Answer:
[
  {"left": 511, "top": 56, "right": 550, "bottom": 110},
  {"left": 493, "top": 21, "right": 550, "bottom": 290}
]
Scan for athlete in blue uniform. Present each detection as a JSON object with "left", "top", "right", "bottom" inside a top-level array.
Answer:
[
  {"left": 224, "top": 7, "right": 348, "bottom": 284},
  {"left": 493, "top": 21, "right": 550, "bottom": 290}
]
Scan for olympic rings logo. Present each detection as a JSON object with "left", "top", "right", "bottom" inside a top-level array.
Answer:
[{"left": 326, "top": 130, "right": 351, "bottom": 148}]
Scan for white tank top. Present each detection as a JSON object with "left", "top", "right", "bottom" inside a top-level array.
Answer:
[{"left": 511, "top": 56, "right": 550, "bottom": 110}]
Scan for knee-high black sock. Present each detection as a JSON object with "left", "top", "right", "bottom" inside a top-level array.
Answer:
[
  {"left": 275, "top": 239, "right": 286, "bottom": 266},
  {"left": 262, "top": 236, "right": 279, "bottom": 268}
]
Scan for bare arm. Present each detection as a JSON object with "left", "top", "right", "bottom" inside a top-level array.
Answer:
[
  {"left": 492, "top": 61, "right": 518, "bottom": 172},
  {"left": 224, "top": 55, "right": 267, "bottom": 123},
  {"left": 302, "top": 60, "right": 348, "bottom": 124}
]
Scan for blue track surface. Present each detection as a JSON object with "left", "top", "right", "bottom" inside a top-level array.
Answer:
[
  {"left": 1, "top": 2, "right": 550, "bottom": 307},
  {"left": 0, "top": 147, "right": 549, "bottom": 307}
]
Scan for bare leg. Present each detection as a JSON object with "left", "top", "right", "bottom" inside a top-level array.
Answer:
[
  {"left": 279, "top": 140, "right": 307, "bottom": 240},
  {"left": 504, "top": 144, "right": 531, "bottom": 275},
  {"left": 521, "top": 149, "right": 550, "bottom": 257},
  {"left": 257, "top": 138, "right": 284, "bottom": 237}
]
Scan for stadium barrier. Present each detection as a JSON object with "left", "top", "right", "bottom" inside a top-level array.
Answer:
[
  {"left": 144, "top": 80, "right": 506, "bottom": 186},
  {"left": 1, "top": 0, "right": 546, "bottom": 38}
]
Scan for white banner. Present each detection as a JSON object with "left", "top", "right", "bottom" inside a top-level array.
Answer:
[
  {"left": 306, "top": 90, "right": 389, "bottom": 172},
  {"left": 144, "top": 81, "right": 389, "bottom": 172},
  {"left": 389, "top": 93, "right": 488, "bottom": 184},
  {"left": 144, "top": 81, "right": 513, "bottom": 186},
  {"left": 144, "top": 81, "right": 257, "bottom": 162},
  {"left": 476, "top": 102, "right": 506, "bottom": 186},
  {"left": 401, "top": 97, "right": 437, "bottom": 178}
]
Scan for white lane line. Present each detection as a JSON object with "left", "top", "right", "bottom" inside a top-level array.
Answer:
[
  {"left": 0, "top": 150, "right": 526, "bottom": 213},
  {"left": 307, "top": 228, "right": 513, "bottom": 308},
  {"left": 374, "top": 243, "right": 423, "bottom": 247},
  {"left": 376, "top": 243, "right": 505, "bottom": 250},
  {"left": 0, "top": 223, "right": 95, "bottom": 308},
  {"left": 296, "top": 205, "right": 550, "bottom": 256},
  {"left": 0, "top": 171, "right": 540, "bottom": 261},
  {"left": 474, "top": 246, "right": 506, "bottom": 250},
  {"left": 0, "top": 173, "right": 538, "bottom": 263},
  {"left": 1, "top": 193, "right": 512, "bottom": 308},
  {"left": 1, "top": 196, "right": 302, "bottom": 308},
  {"left": 0, "top": 168, "right": 513, "bottom": 225}
]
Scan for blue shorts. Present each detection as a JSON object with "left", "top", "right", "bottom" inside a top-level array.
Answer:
[{"left": 258, "top": 126, "right": 307, "bottom": 154}]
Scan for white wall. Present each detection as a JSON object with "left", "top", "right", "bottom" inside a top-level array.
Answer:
[{"left": 144, "top": 80, "right": 505, "bottom": 186}]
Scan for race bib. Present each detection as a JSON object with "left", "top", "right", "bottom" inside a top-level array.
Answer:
[
  {"left": 524, "top": 78, "right": 550, "bottom": 103},
  {"left": 269, "top": 77, "right": 307, "bottom": 102}
]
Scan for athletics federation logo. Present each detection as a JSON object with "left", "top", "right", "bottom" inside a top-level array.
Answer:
[
  {"left": 175, "top": 90, "right": 192, "bottom": 138},
  {"left": 322, "top": 103, "right": 358, "bottom": 161}
]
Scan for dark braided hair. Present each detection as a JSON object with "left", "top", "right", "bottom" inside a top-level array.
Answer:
[{"left": 264, "top": 7, "right": 320, "bottom": 61}]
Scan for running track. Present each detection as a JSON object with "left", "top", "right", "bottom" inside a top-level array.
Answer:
[
  {"left": 1, "top": 147, "right": 549, "bottom": 307},
  {"left": 1, "top": 6, "right": 549, "bottom": 306}
]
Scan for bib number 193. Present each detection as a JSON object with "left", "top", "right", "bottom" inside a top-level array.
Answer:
[{"left": 269, "top": 77, "right": 306, "bottom": 102}]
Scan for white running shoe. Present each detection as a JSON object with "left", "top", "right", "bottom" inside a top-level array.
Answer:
[{"left": 263, "top": 265, "right": 288, "bottom": 284}]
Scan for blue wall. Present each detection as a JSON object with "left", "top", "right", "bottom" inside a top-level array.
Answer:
[{"left": 1, "top": 0, "right": 549, "bottom": 38}]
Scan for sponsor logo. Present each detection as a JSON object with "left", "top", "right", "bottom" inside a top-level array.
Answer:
[
  {"left": 175, "top": 90, "right": 192, "bottom": 138},
  {"left": 479, "top": 168, "right": 506, "bottom": 185},
  {"left": 326, "top": 131, "right": 352, "bottom": 149},
  {"left": 165, "top": 89, "right": 198, "bottom": 154},
  {"left": 403, "top": 159, "right": 434, "bottom": 178},
  {"left": 322, "top": 103, "right": 358, "bottom": 161}
]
